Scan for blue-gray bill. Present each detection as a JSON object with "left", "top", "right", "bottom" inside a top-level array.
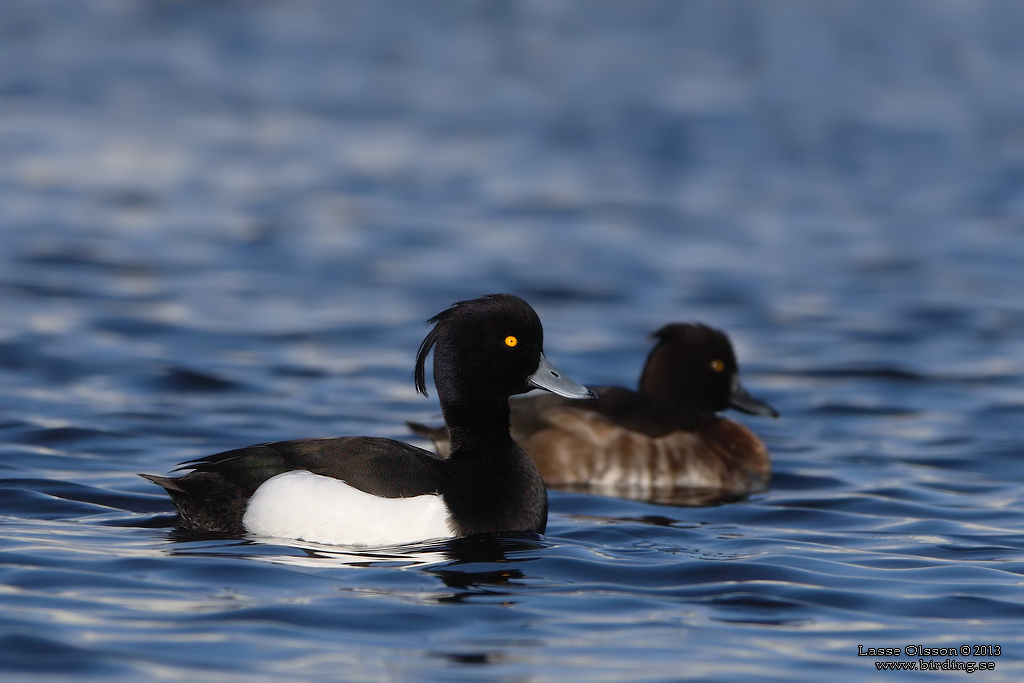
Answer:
[
  {"left": 528, "top": 353, "right": 596, "bottom": 399},
  {"left": 728, "top": 378, "right": 779, "bottom": 417}
]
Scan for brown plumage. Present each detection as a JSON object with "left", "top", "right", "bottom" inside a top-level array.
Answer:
[{"left": 408, "top": 323, "right": 778, "bottom": 505}]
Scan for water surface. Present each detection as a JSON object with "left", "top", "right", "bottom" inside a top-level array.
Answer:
[{"left": 2, "top": 2, "right": 1024, "bottom": 680}]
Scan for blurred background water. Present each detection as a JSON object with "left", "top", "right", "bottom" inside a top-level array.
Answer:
[{"left": 2, "top": 0, "right": 1024, "bottom": 680}]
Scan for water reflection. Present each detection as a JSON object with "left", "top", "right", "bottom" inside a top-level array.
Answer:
[
  {"left": 427, "top": 535, "right": 544, "bottom": 596},
  {"left": 153, "top": 529, "right": 547, "bottom": 585}
]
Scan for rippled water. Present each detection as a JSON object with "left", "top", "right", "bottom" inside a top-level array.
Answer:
[{"left": 3, "top": 1, "right": 1024, "bottom": 680}]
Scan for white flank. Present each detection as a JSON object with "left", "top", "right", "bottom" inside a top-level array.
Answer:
[{"left": 242, "top": 470, "right": 454, "bottom": 547}]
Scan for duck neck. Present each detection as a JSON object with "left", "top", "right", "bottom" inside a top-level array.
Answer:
[{"left": 441, "top": 395, "right": 515, "bottom": 454}]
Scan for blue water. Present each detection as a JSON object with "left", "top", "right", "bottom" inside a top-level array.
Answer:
[{"left": 3, "top": 1, "right": 1024, "bottom": 680}]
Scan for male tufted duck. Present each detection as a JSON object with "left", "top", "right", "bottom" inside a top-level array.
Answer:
[
  {"left": 141, "top": 294, "right": 595, "bottom": 546},
  {"left": 409, "top": 323, "right": 777, "bottom": 503}
]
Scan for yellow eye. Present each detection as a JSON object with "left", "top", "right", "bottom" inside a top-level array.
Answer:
[
  {"left": 710, "top": 359, "right": 725, "bottom": 372},
  {"left": 505, "top": 336, "right": 518, "bottom": 347}
]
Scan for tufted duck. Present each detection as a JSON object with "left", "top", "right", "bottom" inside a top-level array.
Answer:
[{"left": 142, "top": 294, "right": 595, "bottom": 545}]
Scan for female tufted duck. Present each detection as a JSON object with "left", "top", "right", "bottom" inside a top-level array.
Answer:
[
  {"left": 409, "top": 323, "right": 777, "bottom": 504},
  {"left": 141, "top": 294, "right": 595, "bottom": 546}
]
